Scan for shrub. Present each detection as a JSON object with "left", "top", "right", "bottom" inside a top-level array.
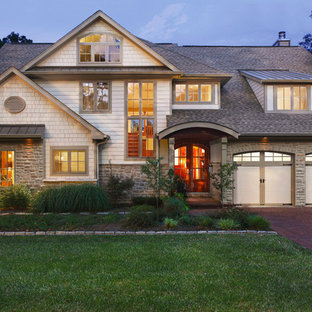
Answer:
[
  {"left": 32, "top": 184, "right": 111, "bottom": 213},
  {"left": 217, "top": 208, "right": 249, "bottom": 228},
  {"left": 130, "top": 205, "right": 155, "bottom": 213},
  {"left": 1, "top": 184, "right": 32, "bottom": 210},
  {"left": 178, "top": 215, "right": 192, "bottom": 226},
  {"left": 164, "top": 218, "right": 178, "bottom": 229},
  {"left": 105, "top": 173, "right": 134, "bottom": 208},
  {"left": 197, "top": 216, "right": 214, "bottom": 228},
  {"left": 124, "top": 211, "right": 156, "bottom": 229},
  {"left": 247, "top": 215, "right": 271, "bottom": 230},
  {"left": 162, "top": 197, "right": 187, "bottom": 218},
  {"left": 218, "top": 218, "right": 240, "bottom": 230},
  {"left": 132, "top": 196, "right": 159, "bottom": 207}
]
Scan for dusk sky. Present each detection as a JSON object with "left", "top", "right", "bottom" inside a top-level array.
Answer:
[{"left": 1, "top": 0, "right": 311, "bottom": 46}]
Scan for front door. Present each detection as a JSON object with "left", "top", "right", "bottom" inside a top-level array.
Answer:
[{"left": 174, "top": 144, "right": 209, "bottom": 192}]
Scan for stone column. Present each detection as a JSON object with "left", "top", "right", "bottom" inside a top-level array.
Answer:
[
  {"left": 221, "top": 137, "right": 228, "bottom": 165},
  {"left": 168, "top": 137, "right": 175, "bottom": 170},
  {"left": 295, "top": 149, "right": 305, "bottom": 207}
]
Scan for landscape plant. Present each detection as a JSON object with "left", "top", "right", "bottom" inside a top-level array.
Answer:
[
  {"left": 211, "top": 162, "right": 238, "bottom": 207},
  {"left": 32, "top": 184, "right": 111, "bottom": 213},
  {"left": 247, "top": 215, "right": 271, "bottom": 230},
  {"left": 218, "top": 218, "right": 240, "bottom": 230},
  {"left": 164, "top": 217, "right": 178, "bottom": 229},
  {"left": 1, "top": 184, "right": 32, "bottom": 210}
]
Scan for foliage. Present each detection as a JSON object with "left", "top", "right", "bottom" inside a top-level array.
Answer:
[
  {"left": 247, "top": 215, "right": 271, "bottom": 231},
  {"left": 132, "top": 196, "right": 159, "bottom": 207},
  {"left": 1, "top": 184, "right": 32, "bottom": 210},
  {"left": 211, "top": 162, "right": 238, "bottom": 204},
  {"left": 218, "top": 218, "right": 240, "bottom": 230},
  {"left": 197, "top": 216, "right": 214, "bottom": 228},
  {"left": 178, "top": 214, "right": 193, "bottom": 225},
  {"left": 164, "top": 217, "right": 178, "bottom": 229},
  {"left": 0, "top": 213, "right": 122, "bottom": 231},
  {"left": 124, "top": 210, "right": 156, "bottom": 229},
  {"left": 0, "top": 31, "right": 32, "bottom": 48},
  {"left": 105, "top": 170, "right": 134, "bottom": 208},
  {"left": 166, "top": 168, "right": 187, "bottom": 197},
  {"left": 162, "top": 196, "right": 187, "bottom": 218},
  {"left": 217, "top": 207, "right": 250, "bottom": 228},
  {"left": 141, "top": 157, "right": 168, "bottom": 219},
  {"left": 130, "top": 205, "right": 155, "bottom": 213},
  {"left": 31, "top": 184, "right": 111, "bottom": 213},
  {"left": 299, "top": 11, "right": 312, "bottom": 53}
]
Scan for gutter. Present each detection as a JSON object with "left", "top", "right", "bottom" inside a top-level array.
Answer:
[{"left": 95, "top": 136, "right": 110, "bottom": 185}]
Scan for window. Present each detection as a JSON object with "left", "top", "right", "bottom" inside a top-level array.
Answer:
[
  {"left": 306, "top": 154, "right": 312, "bottom": 162},
  {"left": 276, "top": 86, "right": 308, "bottom": 111},
  {"left": 79, "top": 34, "right": 121, "bottom": 63},
  {"left": 175, "top": 83, "right": 214, "bottom": 103},
  {"left": 81, "top": 82, "right": 110, "bottom": 112},
  {"left": 264, "top": 152, "right": 291, "bottom": 162},
  {"left": 127, "top": 82, "right": 154, "bottom": 158},
  {"left": 52, "top": 148, "right": 87, "bottom": 175},
  {"left": 0, "top": 151, "right": 14, "bottom": 187},
  {"left": 233, "top": 152, "right": 260, "bottom": 162}
]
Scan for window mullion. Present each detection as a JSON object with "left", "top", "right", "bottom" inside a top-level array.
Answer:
[{"left": 94, "top": 81, "right": 97, "bottom": 112}]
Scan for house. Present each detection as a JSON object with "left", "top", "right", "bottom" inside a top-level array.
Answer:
[{"left": 1, "top": 10, "right": 312, "bottom": 207}]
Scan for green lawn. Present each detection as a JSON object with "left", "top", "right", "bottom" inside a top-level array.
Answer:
[{"left": 1, "top": 235, "right": 312, "bottom": 312}]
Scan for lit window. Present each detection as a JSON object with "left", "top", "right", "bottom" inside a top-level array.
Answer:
[
  {"left": 264, "top": 152, "right": 291, "bottom": 162},
  {"left": 276, "top": 86, "right": 307, "bottom": 111},
  {"left": 233, "top": 152, "right": 260, "bottom": 162},
  {"left": 175, "top": 83, "right": 213, "bottom": 103},
  {"left": 127, "top": 82, "right": 154, "bottom": 158},
  {"left": 53, "top": 149, "right": 87, "bottom": 174},
  {"left": 82, "top": 82, "right": 110, "bottom": 112},
  {"left": 306, "top": 154, "right": 312, "bottom": 162},
  {"left": 0, "top": 151, "right": 14, "bottom": 187},
  {"left": 79, "top": 34, "right": 121, "bottom": 63}
]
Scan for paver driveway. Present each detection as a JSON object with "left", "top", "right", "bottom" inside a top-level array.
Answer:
[{"left": 250, "top": 207, "right": 312, "bottom": 250}]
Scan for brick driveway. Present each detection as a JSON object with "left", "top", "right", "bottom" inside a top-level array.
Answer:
[{"left": 249, "top": 207, "right": 312, "bottom": 250}]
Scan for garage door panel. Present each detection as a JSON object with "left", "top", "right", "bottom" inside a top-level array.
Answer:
[
  {"left": 306, "top": 166, "right": 312, "bottom": 204},
  {"left": 265, "top": 166, "right": 291, "bottom": 204},
  {"left": 234, "top": 167, "right": 260, "bottom": 205}
]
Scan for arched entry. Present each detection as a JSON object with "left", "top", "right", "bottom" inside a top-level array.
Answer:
[{"left": 174, "top": 144, "right": 209, "bottom": 192}]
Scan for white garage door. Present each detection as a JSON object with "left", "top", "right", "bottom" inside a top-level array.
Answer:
[
  {"left": 234, "top": 152, "right": 292, "bottom": 206},
  {"left": 305, "top": 154, "right": 312, "bottom": 204}
]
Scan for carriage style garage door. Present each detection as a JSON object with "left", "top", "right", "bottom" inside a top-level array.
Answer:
[
  {"left": 234, "top": 152, "right": 293, "bottom": 206},
  {"left": 305, "top": 154, "right": 312, "bottom": 204}
]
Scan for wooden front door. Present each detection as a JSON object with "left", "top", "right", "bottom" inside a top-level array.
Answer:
[{"left": 174, "top": 144, "right": 209, "bottom": 192}]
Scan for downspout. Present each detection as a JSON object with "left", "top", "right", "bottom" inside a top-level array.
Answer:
[{"left": 95, "top": 136, "right": 110, "bottom": 185}]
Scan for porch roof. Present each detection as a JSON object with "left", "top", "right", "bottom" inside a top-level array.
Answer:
[{"left": 0, "top": 124, "right": 45, "bottom": 139}]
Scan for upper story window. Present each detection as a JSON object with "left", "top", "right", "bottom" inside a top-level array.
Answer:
[
  {"left": 174, "top": 82, "right": 214, "bottom": 104},
  {"left": 81, "top": 81, "right": 110, "bottom": 113},
  {"left": 275, "top": 86, "right": 308, "bottom": 111},
  {"left": 79, "top": 34, "right": 121, "bottom": 64},
  {"left": 127, "top": 82, "right": 155, "bottom": 158}
]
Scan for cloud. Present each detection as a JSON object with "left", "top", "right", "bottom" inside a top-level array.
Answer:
[{"left": 139, "top": 3, "right": 187, "bottom": 41}]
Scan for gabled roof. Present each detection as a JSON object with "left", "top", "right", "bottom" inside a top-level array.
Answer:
[
  {"left": 0, "top": 67, "right": 107, "bottom": 140},
  {"left": 240, "top": 70, "right": 312, "bottom": 83},
  {"left": 20, "top": 10, "right": 180, "bottom": 72},
  {"left": 0, "top": 43, "right": 51, "bottom": 74}
]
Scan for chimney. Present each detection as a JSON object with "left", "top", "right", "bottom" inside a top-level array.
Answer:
[{"left": 273, "top": 31, "right": 291, "bottom": 47}]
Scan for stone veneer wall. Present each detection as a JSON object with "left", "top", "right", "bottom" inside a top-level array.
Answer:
[
  {"left": 99, "top": 164, "right": 170, "bottom": 202},
  {"left": 226, "top": 140, "right": 312, "bottom": 207},
  {"left": 1, "top": 139, "right": 44, "bottom": 190}
]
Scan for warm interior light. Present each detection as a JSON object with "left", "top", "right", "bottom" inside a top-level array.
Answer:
[{"left": 261, "top": 137, "right": 269, "bottom": 143}]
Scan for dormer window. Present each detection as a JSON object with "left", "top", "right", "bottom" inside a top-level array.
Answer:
[
  {"left": 174, "top": 82, "right": 214, "bottom": 104},
  {"left": 275, "top": 86, "right": 308, "bottom": 111},
  {"left": 79, "top": 34, "right": 121, "bottom": 63}
]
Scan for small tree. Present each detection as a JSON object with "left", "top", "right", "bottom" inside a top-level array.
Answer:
[
  {"left": 141, "top": 157, "right": 168, "bottom": 220},
  {"left": 0, "top": 32, "right": 33, "bottom": 48},
  {"left": 299, "top": 10, "right": 312, "bottom": 53},
  {"left": 211, "top": 162, "right": 238, "bottom": 208}
]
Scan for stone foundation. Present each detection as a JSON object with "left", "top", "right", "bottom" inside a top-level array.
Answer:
[
  {"left": 226, "top": 140, "right": 312, "bottom": 206},
  {"left": 99, "top": 164, "right": 170, "bottom": 201},
  {"left": 1, "top": 139, "right": 44, "bottom": 190}
]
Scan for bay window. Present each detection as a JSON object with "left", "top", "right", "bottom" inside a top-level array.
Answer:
[{"left": 127, "top": 82, "right": 154, "bottom": 158}]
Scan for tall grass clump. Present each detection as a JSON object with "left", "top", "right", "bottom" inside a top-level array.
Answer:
[{"left": 32, "top": 184, "right": 111, "bottom": 213}]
